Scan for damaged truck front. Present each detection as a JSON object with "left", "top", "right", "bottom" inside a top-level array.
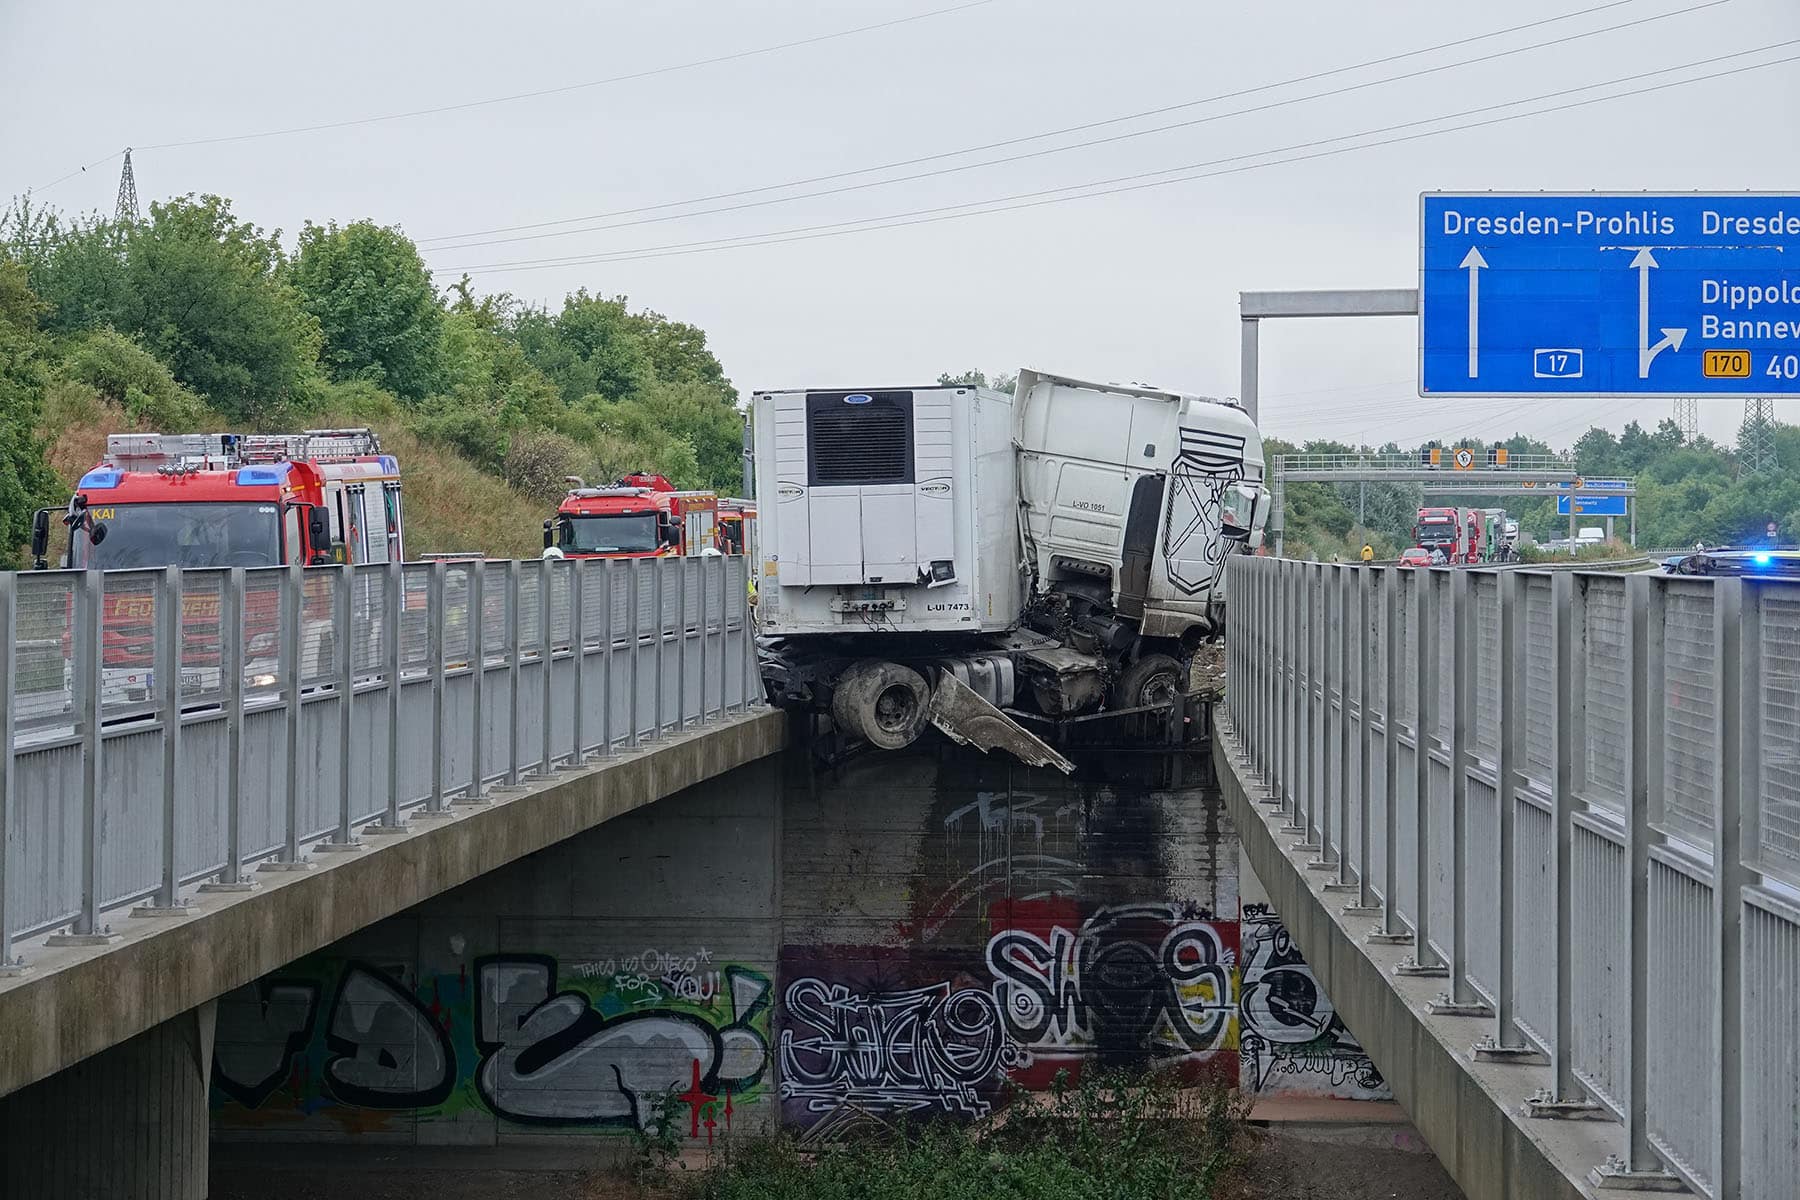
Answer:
[{"left": 750, "top": 371, "right": 1267, "bottom": 769}]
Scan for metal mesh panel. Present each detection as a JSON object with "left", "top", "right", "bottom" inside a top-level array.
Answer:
[
  {"left": 546, "top": 561, "right": 573, "bottom": 648},
  {"left": 1397, "top": 573, "right": 1416, "bottom": 726},
  {"left": 1661, "top": 582, "right": 1716, "bottom": 848},
  {"left": 1581, "top": 578, "right": 1630, "bottom": 813},
  {"left": 1513, "top": 797, "right": 1555, "bottom": 1051},
  {"left": 1743, "top": 898, "right": 1800, "bottom": 1199},
  {"left": 1434, "top": 573, "right": 1452, "bottom": 738},
  {"left": 1471, "top": 574, "right": 1500, "bottom": 762},
  {"left": 580, "top": 562, "right": 610, "bottom": 647},
  {"left": 14, "top": 574, "right": 73, "bottom": 730},
  {"left": 179, "top": 570, "right": 226, "bottom": 703},
  {"left": 1569, "top": 819, "right": 1628, "bottom": 1113},
  {"left": 1647, "top": 856, "right": 1716, "bottom": 1189},
  {"left": 241, "top": 569, "right": 286, "bottom": 698},
  {"left": 401, "top": 565, "right": 431, "bottom": 669},
  {"left": 351, "top": 566, "right": 387, "bottom": 678},
  {"left": 518, "top": 563, "right": 542, "bottom": 650},
  {"left": 441, "top": 563, "right": 475, "bottom": 665},
  {"left": 96, "top": 570, "right": 159, "bottom": 715},
  {"left": 481, "top": 569, "right": 507, "bottom": 659},
  {"left": 1523, "top": 576, "right": 1555, "bottom": 784},
  {"left": 1758, "top": 588, "right": 1800, "bottom": 884}
]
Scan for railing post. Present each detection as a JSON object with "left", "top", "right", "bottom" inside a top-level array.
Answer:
[
  {"left": 1334, "top": 565, "right": 1353, "bottom": 886},
  {"left": 743, "top": 556, "right": 758, "bottom": 709},
  {"left": 1713, "top": 577, "right": 1746, "bottom": 1198},
  {"left": 423, "top": 561, "right": 449, "bottom": 816},
  {"left": 55, "top": 569, "right": 113, "bottom": 941},
  {"left": 1431, "top": 570, "right": 1485, "bottom": 1011},
  {"left": 677, "top": 557, "right": 690, "bottom": 727},
  {"left": 538, "top": 558, "right": 555, "bottom": 776},
  {"left": 1351, "top": 566, "right": 1377, "bottom": 912},
  {"left": 135, "top": 565, "right": 187, "bottom": 916},
  {"left": 200, "top": 569, "right": 257, "bottom": 893},
  {"left": 571, "top": 558, "right": 588, "bottom": 761},
  {"left": 1374, "top": 568, "right": 1407, "bottom": 942},
  {"left": 261, "top": 564, "right": 312, "bottom": 874},
  {"left": 599, "top": 559, "right": 614, "bottom": 756},
  {"left": 323, "top": 564, "right": 358, "bottom": 850},
  {"left": 462, "top": 560, "right": 488, "bottom": 803},
  {"left": 1478, "top": 572, "right": 1531, "bottom": 1056},
  {"left": 505, "top": 560, "right": 523, "bottom": 787},
  {"left": 1305, "top": 566, "right": 1331, "bottom": 861},
  {"left": 629, "top": 558, "right": 642, "bottom": 749},
  {"left": 0, "top": 574, "right": 21, "bottom": 969},
  {"left": 1398, "top": 570, "right": 1444, "bottom": 974},
  {"left": 1547, "top": 571, "right": 1580, "bottom": 1098},
  {"left": 697, "top": 555, "right": 711, "bottom": 724},
  {"left": 378, "top": 559, "right": 406, "bottom": 829},
  {"left": 653, "top": 558, "right": 667, "bottom": 739}
]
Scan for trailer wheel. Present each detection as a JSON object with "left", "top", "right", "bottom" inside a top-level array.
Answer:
[
  {"left": 832, "top": 660, "right": 931, "bottom": 751},
  {"left": 1111, "top": 653, "right": 1184, "bottom": 709}
]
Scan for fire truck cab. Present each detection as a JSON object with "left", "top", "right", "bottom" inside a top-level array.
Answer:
[
  {"left": 544, "top": 473, "right": 719, "bottom": 559},
  {"left": 33, "top": 429, "right": 402, "bottom": 571},
  {"left": 717, "top": 497, "right": 756, "bottom": 558}
]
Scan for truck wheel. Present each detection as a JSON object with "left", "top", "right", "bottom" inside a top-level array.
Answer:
[
  {"left": 1111, "top": 653, "right": 1184, "bottom": 709},
  {"left": 832, "top": 661, "right": 930, "bottom": 751}
]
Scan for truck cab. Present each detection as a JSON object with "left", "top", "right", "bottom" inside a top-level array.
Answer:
[{"left": 544, "top": 473, "right": 719, "bottom": 559}]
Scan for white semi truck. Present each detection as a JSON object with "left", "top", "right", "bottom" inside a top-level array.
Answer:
[{"left": 749, "top": 369, "right": 1268, "bottom": 766}]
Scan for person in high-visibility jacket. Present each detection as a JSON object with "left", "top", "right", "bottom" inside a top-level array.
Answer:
[{"left": 1361, "top": 543, "right": 1375, "bottom": 562}]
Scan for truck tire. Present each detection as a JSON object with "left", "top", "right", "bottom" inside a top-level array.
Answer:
[
  {"left": 831, "top": 660, "right": 931, "bottom": 751},
  {"left": 1111, "top": 653, "right": 1184, "bottom": 709}
]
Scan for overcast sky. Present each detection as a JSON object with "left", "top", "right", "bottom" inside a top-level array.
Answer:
[{"left": 4, "top": 0, "right": 1797, "bottom": 449}]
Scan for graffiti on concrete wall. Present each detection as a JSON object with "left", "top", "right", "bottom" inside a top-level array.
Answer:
[
  {"left": 777, "top": 901, "right": 1239, "bottom": 1133},
  {"left": 1238, "top": 903, "right": 1388, "bottom": 1100},
  {"left": 212, "top": 949, "right": 773, "bottom": 1140}
]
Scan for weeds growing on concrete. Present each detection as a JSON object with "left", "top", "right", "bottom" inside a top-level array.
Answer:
[{"left": 686, "top": 1069, "right": 1248, "bottom": 1200}]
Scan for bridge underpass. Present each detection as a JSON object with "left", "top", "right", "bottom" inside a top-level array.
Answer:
[
  {"left": 0, "top": 555, "right": 776, "bottom": 1197},
  {"left": 1218, "top": 556, "right": 1800, "bottom": 1200}
]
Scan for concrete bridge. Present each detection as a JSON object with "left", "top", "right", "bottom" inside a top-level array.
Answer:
[
  {"left": 1218, "top": 556, "right": 1800, "bottom": 1200},
  {"left": 0, "top": 555, "right": 774, "bottom": 1195}
]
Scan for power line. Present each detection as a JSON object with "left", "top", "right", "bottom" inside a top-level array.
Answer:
[
  {"left": 421, "top": 0, "right": 1720, "bottom": 252},
  {"left": 30, "top": 149, "right": 124, "bottom": 196},
  {"left": 134, "top": 1, "right": 997, "bottom": 151},
  {"left": 430, "top": 41, "right": 1800, "bottom": 276}
]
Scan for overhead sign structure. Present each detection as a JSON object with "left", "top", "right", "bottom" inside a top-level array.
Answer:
[
  {"left": 1421, "top": 193, "right": 1800, "bottom": 397},
  {"left": 1557, "top": 494, "right": 1628, "bottom": 517}
]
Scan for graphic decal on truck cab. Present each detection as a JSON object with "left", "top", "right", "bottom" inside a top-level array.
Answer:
[{"left": 1163, "top": 427, "right": 1248, "bottom": 597}]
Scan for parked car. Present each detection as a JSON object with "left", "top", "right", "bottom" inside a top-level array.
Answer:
[{"left": 1399, "top": 547, "right": 1433, "bottom": 567}]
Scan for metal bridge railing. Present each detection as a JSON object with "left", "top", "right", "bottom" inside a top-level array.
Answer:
[
  {"left": 0, "top": 555, "right": 760, "bottom": 969},
  {"left": 1272, "top": 451, "right": 1576, "bottom": 473},
  {"left": 1223, "top": 556, "right": 1800, "bottom": 1200}
]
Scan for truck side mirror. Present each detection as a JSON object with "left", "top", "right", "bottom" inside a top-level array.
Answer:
[
  {"left": 89, "top": 521, "right": 108, "bottom": 546},
  {"left": 30, "top": 509, "right": 50, "bottom": 568},
  {"left": 543, "top": 518, "right": 554, "bottom": 550},
  {"left": 1220, "top": 482, "right": 1259, "bottom": 538},
  {"left": 307, "top": 505, "right": 332, "bottom": 558}
]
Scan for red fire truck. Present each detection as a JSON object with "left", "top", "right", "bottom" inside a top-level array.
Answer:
[
  {"left": 543, "top": 473, "right": 719, "bottom": 559},
  {"left": 30, "top": 429, "right": 403, "bottom": 700},
  {"left": 717, "top": 497, "right": 756, "bottom": 558}
]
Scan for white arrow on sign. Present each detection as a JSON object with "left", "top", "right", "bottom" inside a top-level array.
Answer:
[
  {"left": 1631, "top": 248, "right": 1687, "bottom": 378},
  {"left": 1461, "top": 247, "right": 1488, "bottom": 379}
]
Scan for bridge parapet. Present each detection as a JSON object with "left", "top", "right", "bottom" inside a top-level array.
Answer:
[
  {"left": 1223, "top": 556, "right": 1800, "bottom": 1200},
  {"left": 0, "top": 554, "right": 759, "bottom": 970}
]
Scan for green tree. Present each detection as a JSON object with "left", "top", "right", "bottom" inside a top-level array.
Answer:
[
  {"left": 939, "top": 369, "right": 1017, "bottom": 394},
  {"left": 116, "top": 196, "right": 320, "bottom": 422},
  {"left": 623, "top": 308, "right": 735, "bottom": 402},
  {"left": 290, "top": 220, "right": 443, "bottom": 401},
  {"left": 0, "top": 260, "right": 62, "bottom": 566},
  {"left": 513, "top": 290, "right": 653, "bottom": 405}
]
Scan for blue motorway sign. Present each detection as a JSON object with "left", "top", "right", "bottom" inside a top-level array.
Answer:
[
  {"left": 1421, "top": 194, "right": 1800, "bottom": 397},
  {"left": 1557, "top": 494, "right": 1628, "bottom": 517}
]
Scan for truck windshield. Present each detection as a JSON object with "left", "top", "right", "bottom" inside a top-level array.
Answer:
[
  {"left": 1417, "top": 520, "right": 1457, "bottom": 545},
  {"left": 562, "top": 514, "right": 659, "bottom": 554},
  {"left": 77, "top": 502, "right": 282, "bottom": 570}
]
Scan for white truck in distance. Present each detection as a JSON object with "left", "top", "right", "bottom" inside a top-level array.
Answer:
[{"left": 750, "top": 369, "right": 1268, "bottom": 766}]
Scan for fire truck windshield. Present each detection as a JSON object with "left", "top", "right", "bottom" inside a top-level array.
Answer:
[
  {"left": 562, "top": 514, "right": 659, "bottom": 554},
  {"left": 79, "top": 502, "right": 282, "bottom": 570}
]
